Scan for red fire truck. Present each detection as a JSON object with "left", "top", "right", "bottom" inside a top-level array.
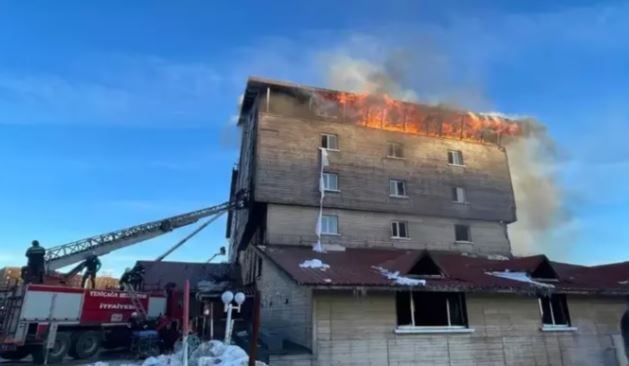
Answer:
[
  {"left": 0, "top": 284, "right": 167, "bottom": 363},
  {"left": 0, "top": 196, "right": 245, "bottom": 363}
]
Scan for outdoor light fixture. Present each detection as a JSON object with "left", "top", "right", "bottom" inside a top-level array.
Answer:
[
  {"left": 221, "top": 290, "right": 246, "bottom": 344},
  {"left": 234, "top": 292, "right": 245, "bottom": 306}
]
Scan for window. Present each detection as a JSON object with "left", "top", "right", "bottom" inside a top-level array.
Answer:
[
  {"left": 451, "top": 186, "right": 466, "bottom": 203},
  {"left": 539, "top": 295, "right": 571, "bottom": 328},
  {"left": 389, "top": 179, "right": 407, "bottom": 197},
  {"left": 391, "top": 221, "right": 409, "bottom": 239},
  {"left": 256, "top": 256, "right": 263, "bottom": 278},
  {"left": 321, "top": 215, "right": 339, "bottom": 235},
  {"left": 387, "top": 142, "right": 404, "bottom": 158},
  {"left": 455, "top": 224, "right": 471, "bottom": 242},
  {"left": 322, "top": 172, "right": 339, "bottom": 191},
  {"left": 321, "top": 134, "right": 339, "bottom": 150},
  {"left": 448, "top": 150, "right": 464, "bottom": 166},
  {"left": 396, "top": 291, "right": 469, "bottom": 330}
]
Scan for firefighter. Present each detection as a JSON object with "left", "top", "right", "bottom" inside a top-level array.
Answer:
[
  {"left": 25, "top": 240, "right": 45, "bottom": 284},
  {"left": 622, "top": 296, "right": 629, "bottom": 362},
  {"left": 81, "top": 254, "right": 101, "bottom": 289}
]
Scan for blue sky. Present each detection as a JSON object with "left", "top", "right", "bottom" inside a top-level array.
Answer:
[{"left": 1, "top": 0, "right": 628, "bottom": 274}]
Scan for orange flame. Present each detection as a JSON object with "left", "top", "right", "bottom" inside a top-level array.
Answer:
[{"left": 312, "top": 91, "right": 521, "bottom": 144}]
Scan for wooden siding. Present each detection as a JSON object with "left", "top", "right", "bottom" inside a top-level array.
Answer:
[
  {"left": 255, "top": 113, "right": 516, "bottom": 223},
  {"left": 310, "top": 291, "right": 624, "bottom": 366},
  {"left": 266, "top": 204, "right": 511, "bottom": 255}
]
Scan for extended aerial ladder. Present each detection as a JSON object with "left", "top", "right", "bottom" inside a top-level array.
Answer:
[{"left": 43, "top": 191, "right": 247, "bottom": 272}]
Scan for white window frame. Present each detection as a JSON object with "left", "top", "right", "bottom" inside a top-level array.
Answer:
[
  {"left": 387, "top": 142, "right": 404, "bottom": 159},
  {"left": 448, "top": 150, "right": 464, "bottom": 166},
  {"left": 322, "top": 172, "right": 339, "bottom": 192},
  {"left": 454, "top": 224, "right": 472, "bottom": 243},
  {"left": 321, "top": 214, "right": 339, "bottom": 235},
  {"left": 389, "top": 179, "right": 408, "bottom": 198},
  {"left": 452, "top": 186, "right": 467, "bottom": 204},
  {"left": 321, "top": 133, "right": 339, "bottom": 151},
  {"left": 395, "top": 292, "right": 474, "bottom": 335},
  {"left": 391, "top": 221, "right": 410, "bottom": 239},
  {"left": 538, "top": 296, "right": 577, "bottom": 332}
]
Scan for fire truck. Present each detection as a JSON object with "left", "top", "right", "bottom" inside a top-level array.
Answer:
[{"left": 0, "top": 195, "right": 246, "bottom": 364}]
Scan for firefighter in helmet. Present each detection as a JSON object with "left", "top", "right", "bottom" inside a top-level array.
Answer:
[
  {"left": 81, "top": 253, "right": 101, "bottom": 289},
  {"left": 24, "top": 240, "right": 46, "bottom": 284}
]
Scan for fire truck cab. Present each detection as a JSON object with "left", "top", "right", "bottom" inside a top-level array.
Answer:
[{"left": 0, "top": 283, "right": 166, "bottom": 364}]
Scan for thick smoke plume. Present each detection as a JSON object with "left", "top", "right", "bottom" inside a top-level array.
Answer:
[{"left": 318, "top": 52, "right": 567, "bottom": 256}]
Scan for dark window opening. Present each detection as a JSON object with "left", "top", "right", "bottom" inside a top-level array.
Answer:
[
  {"left": 396, "top": 291, "right": 468, "bottom": 327},
  {"left": 321, "top": 134, "right": 339, "bottom": 150},
  {"left": 448, "top": 150, "right": 464, "bottom": 165},
  {"left": 408, "top": 256, "right": 442, "bottom": 277},
  {"left": 455, "top": 224, "right": 471, "bottom": 242},
  {"left": 540, "top": 294, "right": 571, "bottom": 326},
  {"left": 388, "top": 142, "right": 404, "bottom": 158},
  {"left": 391, "top": 221, "right": 409, "bottom": 238},
  {"left": 531, "top": 260, "right": 559, "bottom": 281},
  {"left": 256, "top": 257, "right": 263, "bottom": 278}
]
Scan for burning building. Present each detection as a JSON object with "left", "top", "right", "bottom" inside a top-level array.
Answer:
[{"left": 227, "top": 77, "right": 629, "bottom": 365}]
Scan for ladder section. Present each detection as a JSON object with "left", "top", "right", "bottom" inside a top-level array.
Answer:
[
  {"left": 0, "top": 287, "right": 24, "bottom": 338},
  {"left": 123, "top": 284, "right": 147, "bottom": 320}
]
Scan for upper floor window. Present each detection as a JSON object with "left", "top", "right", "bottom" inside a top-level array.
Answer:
[
  {"left": 322, "top": 172, "right": 339, "bottom": 192},
  {"left": 539, "top": 295, "right": 571, "bottom": 329},
  {"left": 321, "top": 134, "right": 339, "bottom": 150},
  {"left": 389, "top": 179, "right": 407, "bottom": 197},
  {"left": 391, "top": 221, "right": 409, "bottom": 239},
  {"left": 454, "top": 224, "right": 471, "bottom": 242},
  {"left": 387, "top": 142, "right": 404, "bottom": 158},
  {"left": 448, "top": 150, "right": 464, "bottom": 166},
  {"left": 321, "top": 214, "right": 339, "bottom": 235},
  {"left": 396, "top": 292, "right": 469, "bottom": 332},
  {"left": 452, "top": 186, "right": 466, "bottom": 203}
]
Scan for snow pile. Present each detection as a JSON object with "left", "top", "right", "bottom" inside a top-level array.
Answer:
[
  {"left": 299, "top": 259, "right": 330, "bottom": 270},
  {"left": 486, "top": 254, "right": 509, "bottom": 261},
  {"left": 89, "top": 341, "right": 267, "bottom": 366},
  {"left": 373, "top": 266, "right": 426, "bottom": 286},
  {"left": 486, "top": 271, "right": 554, "bottom": 288}
]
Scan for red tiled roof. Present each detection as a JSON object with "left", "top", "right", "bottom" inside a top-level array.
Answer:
[{"left": 258, "top": 246, "right": 629, "bottom": 295}]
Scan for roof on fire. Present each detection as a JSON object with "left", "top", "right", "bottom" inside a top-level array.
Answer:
[{"left": 257, "top": 245, "right": 629, "bottom": 296}]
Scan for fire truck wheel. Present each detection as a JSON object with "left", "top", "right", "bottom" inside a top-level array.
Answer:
[
  {"left": 0, "top": 347, "right": 30, "bottom": 360},
  {"left": 73, "top": 331, "right": 101, "bottom": 359},
  {"left": 31, "top": 332, "right": 71, "bottom": 364}
]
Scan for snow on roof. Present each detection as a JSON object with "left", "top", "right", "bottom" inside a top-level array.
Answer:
[
  {"left": 486, "top": 271, "right": 555, "bottom": 288},
  {"left": 299, "top": 259, "right": 330, "bottom": 270},
  {"left": 374, "top": 266, "right": 426, "bottom": 287}
]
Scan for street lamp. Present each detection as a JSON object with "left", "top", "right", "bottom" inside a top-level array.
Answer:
[{"left": 221, "top": 290, "right": 246, "bottom": 344}]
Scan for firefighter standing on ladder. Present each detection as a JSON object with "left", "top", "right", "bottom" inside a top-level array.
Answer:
[
  {"left": 81, "top": 253, "right": 101, "bottom": 289},
  {"left": 24, "top": 240, "right": 46, "bottom": 284}
]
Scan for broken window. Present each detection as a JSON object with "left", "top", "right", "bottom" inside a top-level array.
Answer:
[
  {"left": 321, "top": 134, "right": 339, "bottom": 150},
  {"left": 389, "top": 179, "right": 407, "bottom": 197},
  {"left": 322, "top": 172, "right": 339, "bottom": 191},
  {"left": 391, "top": 221, "right": 409, "bottom": 239},
  {"left": 451, "top": 186, "right": 466, "bottom": 203},
  {"left": 448, "top": 150, "right": 464, "bottom": 166},
  {"left": 539, "top": 294, "right": 571, "bottom": 327},
  {"left": 396, "top": 291, "right": 468, "bottom": 328},
  {"left": 455, "top": 224, "right": 471, "bottom": 242},
  {"left": 387, "top": 142, "right": 404, "bottom": 158},
  {"left": 321, "top": 215, "right": 339, "bottom": 235}
]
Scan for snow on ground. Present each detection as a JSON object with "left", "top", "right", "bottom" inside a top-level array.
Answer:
[
  {"left": 373, "top": 266, "right": 426, "bottom": 286},
  {"left": 486, "top": 271, "right": 555, "bottom": 288},
  {"left": 87, "top": 341, "right": 267, "bottom": 366},
  {"left": 299, "top": 259, "right": 330, "bottom": 270}
]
